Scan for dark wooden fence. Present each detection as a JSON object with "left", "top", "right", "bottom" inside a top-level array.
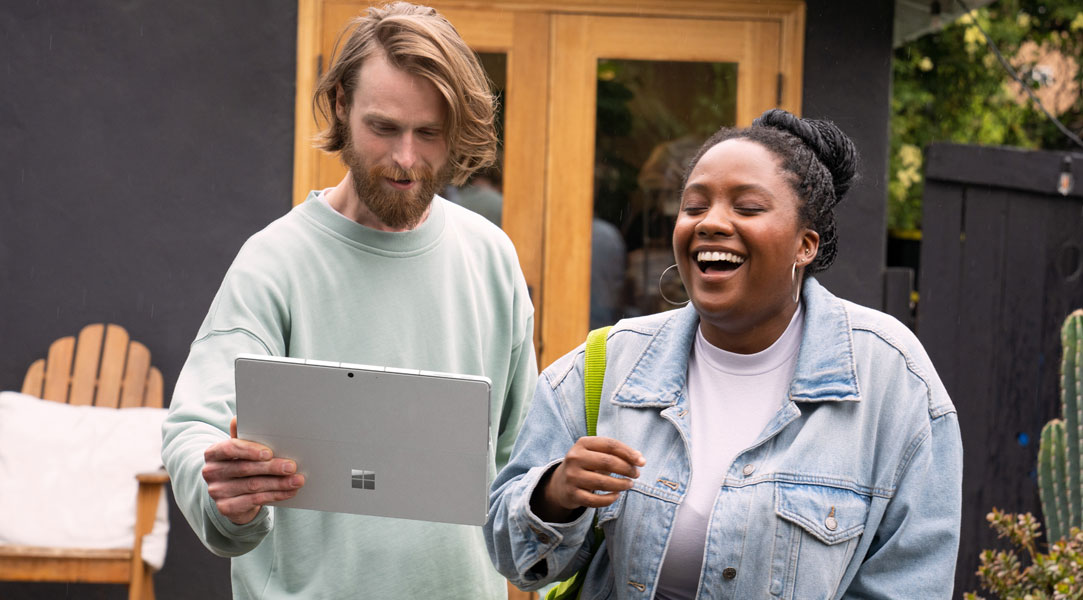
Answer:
[{"left": 917, "top": 142, "right": 1083, "bottom": 596}]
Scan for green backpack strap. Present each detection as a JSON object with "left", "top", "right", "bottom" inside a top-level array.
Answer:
[
  {"left": 544, "top": 326, "right": 613, "bottom": 600},
  {"left": 583, "top": 326, "right": 611, "bottom": 436}
]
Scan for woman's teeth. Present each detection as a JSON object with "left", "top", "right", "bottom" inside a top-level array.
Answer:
[{"left": 696, "top": 251, "right": 745, "bottom": 265}]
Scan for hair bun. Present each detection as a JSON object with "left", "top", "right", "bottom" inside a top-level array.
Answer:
[{"left": 753, "top": 109, "right": 858, "bottom": 207}]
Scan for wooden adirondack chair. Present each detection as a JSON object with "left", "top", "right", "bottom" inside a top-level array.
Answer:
[{"left": 0, "top": 323, "right": 169, "bottom": 600}]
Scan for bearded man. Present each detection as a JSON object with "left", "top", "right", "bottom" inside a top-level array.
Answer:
[{"left": 162, "top": 3, "right": 537, "bottom": 598}]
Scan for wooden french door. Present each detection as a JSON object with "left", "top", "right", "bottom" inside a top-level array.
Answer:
[
  {"left": 294, "top": 0, "right": 804, "bottom": 364},
  {"left": 542, "top": 13, "right": 800, "bottom": 365}
]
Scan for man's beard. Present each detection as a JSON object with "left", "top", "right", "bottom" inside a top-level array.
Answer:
[{"left": 341, "top": 138, "right": 449, "bottom": 230}]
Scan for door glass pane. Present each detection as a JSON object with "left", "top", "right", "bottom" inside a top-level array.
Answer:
[
  {"left": 591, "top": 59, "right": 737, "bottom": 328},
  {"left": 446, "top": 52, "right": 506, "bottom": 229}
]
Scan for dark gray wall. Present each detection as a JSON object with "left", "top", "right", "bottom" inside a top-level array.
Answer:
[
  {"left": 803, "top": 0, "right": 894, "bottom": 309},
  {"left": 0, "top": 1, "right": 893, "bottom": 598},
  {"left": 919, "top": 143, "right": 1083, "bottom": 597},
  {"left": 0, "top": 1, "right": 296, "bottom": 598}
]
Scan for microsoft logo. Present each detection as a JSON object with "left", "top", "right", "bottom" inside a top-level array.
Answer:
[{"left": 351, "top": 469, "right": 376, "bottom": 490}]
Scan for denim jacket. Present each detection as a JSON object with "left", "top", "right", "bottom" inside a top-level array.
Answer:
[{"left": 485, "top": 278, "right": 962, "bottom": 599}]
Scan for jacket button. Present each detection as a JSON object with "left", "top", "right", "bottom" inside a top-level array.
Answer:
[
  {"left": 723, "top": 567, "right": 737, "bottom": 580},
  {"left": 825, "top": 506, "right": 838, "bottom": 531},
  {"left": 529, "top": 526, "right": 550, "bottom": 544},
  {"left": 741, "top": 464, "right": 755, "bottom": 476}
]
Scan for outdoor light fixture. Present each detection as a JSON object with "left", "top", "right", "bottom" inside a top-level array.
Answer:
[{"left": 930, "top": 0, "right": 942, "bottom": 29}]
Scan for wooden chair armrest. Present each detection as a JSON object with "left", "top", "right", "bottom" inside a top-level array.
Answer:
[
  {"left": 131, "top": 468, "right": 169, "bottom": 579},
  {"left": 136, "top": 469, "right": 170, "bottom": 485}
]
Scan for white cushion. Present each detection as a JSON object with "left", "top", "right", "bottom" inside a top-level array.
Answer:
[{"left": 0, "top": 391, "right": 169, "bottom": 570}]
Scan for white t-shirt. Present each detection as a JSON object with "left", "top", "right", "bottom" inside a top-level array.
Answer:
[{"left": 655, "top": 305, "right": 804, "bottom": 600}]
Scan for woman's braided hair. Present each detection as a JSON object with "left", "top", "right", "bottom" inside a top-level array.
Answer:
[{"left": 681, "top": 109, "right": 859, "bottom": 274}]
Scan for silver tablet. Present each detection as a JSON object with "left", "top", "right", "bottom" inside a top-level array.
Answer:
[{"left": 234, "top": 354, "right": 492, "bottom": 526}]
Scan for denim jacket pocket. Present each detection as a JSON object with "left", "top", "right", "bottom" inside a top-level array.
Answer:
[
  {"left": 775, "top": 482, "right": 869, "bottom": 545},
  {"left": 770, "top": 482, "right": 871, "bottom": 598}
]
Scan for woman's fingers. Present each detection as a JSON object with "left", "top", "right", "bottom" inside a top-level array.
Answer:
[
  {"left": 579, "top": 436, "right": 646, "bottom": 469},
  {"left": 569, "top": 488, "right": 624, "bottom": 508},
  {"left": 567, "top": 436, "right": 645, "bottom": 479},
  {"left": 564, "top": 464, "right": 634, "bottom": 491},
  {"left": 570, "top": 448, "right": 641, "bottom": 479}
]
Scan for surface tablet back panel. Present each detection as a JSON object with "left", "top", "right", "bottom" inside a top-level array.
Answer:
[{"left": 234, "top": 355, "right": 492, "bottom": 526}]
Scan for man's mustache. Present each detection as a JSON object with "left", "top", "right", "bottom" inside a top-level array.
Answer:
[{"left": 369, "top": 164, "right": 434, "bottom": 183}]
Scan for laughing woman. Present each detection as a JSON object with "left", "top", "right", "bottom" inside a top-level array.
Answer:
[{"left": 484, "top": 109, "right": 962, "bottom": 599}]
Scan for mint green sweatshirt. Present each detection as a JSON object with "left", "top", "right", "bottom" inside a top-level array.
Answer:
[{"left": 162, "top": 193, "right": 537, "bottom": 599}]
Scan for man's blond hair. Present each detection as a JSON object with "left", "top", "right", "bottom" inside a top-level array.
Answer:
[{"left": 313, "top": 2, "right": 498, "bottom": 186}]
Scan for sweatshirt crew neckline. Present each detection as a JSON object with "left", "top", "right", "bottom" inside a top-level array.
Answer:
[{"left": 300, "top": 188, "right": 447, "bottom": 256}]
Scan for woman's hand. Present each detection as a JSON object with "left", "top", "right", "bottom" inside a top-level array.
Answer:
[{"left": 533, "top": 436, "right": 645, "bottom": 523}]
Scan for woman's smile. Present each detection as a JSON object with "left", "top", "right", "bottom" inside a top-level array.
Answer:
[{"left": 694, "top": 249, "right": 746, "bottom": 274}]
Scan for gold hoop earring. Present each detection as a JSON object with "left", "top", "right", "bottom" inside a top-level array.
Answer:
[{"left": 658, "top": 264, "right": 690, "bottom": 306}]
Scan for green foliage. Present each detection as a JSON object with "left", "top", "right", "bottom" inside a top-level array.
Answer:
[
  {"left": 890, "top": 0, "right": 1083, "bottom": 230},
  {"left": 1039, "top": 310, "right": 1083, "bottom": 542},
  {"left": 965, "top": 509, "right": 1083, "bottom": 600}
]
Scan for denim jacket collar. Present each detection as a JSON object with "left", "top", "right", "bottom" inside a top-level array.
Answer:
[
  {"left": 612, "top": 277, "right": 860, "bottom": 408},
  {"left": 790, "top": 277, "right": 861, "bottom": 403}
]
